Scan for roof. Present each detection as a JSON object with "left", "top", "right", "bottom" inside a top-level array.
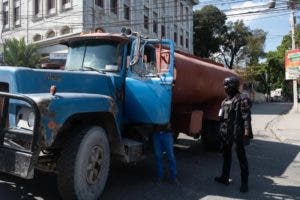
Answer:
[{"left": 59, "top": 32, "right": 129, "bottom": 46}]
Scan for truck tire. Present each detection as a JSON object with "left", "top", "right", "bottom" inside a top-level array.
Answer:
[{"left": 57, "top": 126, "right": 110, "bottom": 200}]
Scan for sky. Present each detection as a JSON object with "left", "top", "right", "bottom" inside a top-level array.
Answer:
[{"left": 194, "top": 0, "right": 298, "bottom": 52}]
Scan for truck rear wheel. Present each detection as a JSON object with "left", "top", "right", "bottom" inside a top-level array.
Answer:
[{"left": 57, "top": 126, "right": 110, "bottom": 200}]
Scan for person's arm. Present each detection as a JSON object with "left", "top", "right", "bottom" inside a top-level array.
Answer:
[{"left": 241, "top": 97, "right": 252, "bottom": 137}]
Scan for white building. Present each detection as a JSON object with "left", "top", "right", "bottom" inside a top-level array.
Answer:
[{"left": 0, "top": 0, "right": 198, "bottom": 59}]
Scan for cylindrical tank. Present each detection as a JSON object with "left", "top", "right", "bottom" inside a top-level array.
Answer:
[
  {"left": 172, "top": 52, "right": 237, "bottom": 106},
  {"left": 171, "top": 52, "right": 238, "bottom": 136}
]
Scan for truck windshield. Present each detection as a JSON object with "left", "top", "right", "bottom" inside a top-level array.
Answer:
[{"left": 65, "top": 40, "right": 123, "bottom": 72}]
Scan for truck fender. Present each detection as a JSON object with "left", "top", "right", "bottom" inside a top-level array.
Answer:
[{"left": 29, "top": 93, "right": 119, "bottom": 147}]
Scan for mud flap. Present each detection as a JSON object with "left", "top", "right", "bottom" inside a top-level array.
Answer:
[{"left": 0, "top": 147, "right": 34, "bottom": 179}]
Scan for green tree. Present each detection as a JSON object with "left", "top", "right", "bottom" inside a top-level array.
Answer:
[
  {"left": 218, "top": 20, "right": 252, "bottom": 69},
  {"left": 236, "top": 64, "right": 269, "bottom": 94},
  {"left": 263, "top": 25, "right": 300, "bottom": 101},
  {"left": 193, "top": 5, "right": 227, "bottom": 58},
  {"left": 244, "top": 29, "right": 266, "bottom": 65},
  {"left": 3, "top": 37, "right": 41, "bottom": 67}
]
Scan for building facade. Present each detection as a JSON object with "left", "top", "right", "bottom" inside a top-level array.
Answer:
[{"left": 0, "top": 0, "right": 198, "bottom": 57}]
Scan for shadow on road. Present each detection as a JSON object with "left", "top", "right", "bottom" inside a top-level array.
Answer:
[
  {"left": 0, "top": 171, "right": 59, "bottom": 200},
  {"left": 0, "top": 137, "right": 299, "bottom": 200},
  {"left": 251, "top": 102, "right": 293, "bottom": 115}
]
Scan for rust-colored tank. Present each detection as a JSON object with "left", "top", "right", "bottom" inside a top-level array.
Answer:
[{"left": 171, "top": 51, "right": 238, "bottom": 137}]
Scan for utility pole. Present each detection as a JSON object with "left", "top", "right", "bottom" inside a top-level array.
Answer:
[
  {"left": 271, "top": 0, "right": 298, "bottom": 112},
  {"left": 289, "top": 1, "right": 298, "bottom": 112}
]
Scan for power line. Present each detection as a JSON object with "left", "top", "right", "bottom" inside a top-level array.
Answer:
[{"left": 0, "top": 0, "right": 295, "bottom": 42}]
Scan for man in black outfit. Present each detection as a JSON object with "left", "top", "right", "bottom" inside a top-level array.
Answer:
[{"left": 215, "top": 76, "right": 253, "bottom": 193}]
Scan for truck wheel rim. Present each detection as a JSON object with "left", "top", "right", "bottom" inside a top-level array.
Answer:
[{"left": 86, "top": 145, "right": 103, "bottom": 185}]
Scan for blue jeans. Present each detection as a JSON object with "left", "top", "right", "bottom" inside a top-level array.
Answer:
[{"left": 152, "top": 131, "right": 177, "bottom": 180}]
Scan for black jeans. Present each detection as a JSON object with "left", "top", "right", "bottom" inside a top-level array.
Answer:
[{"left": 221, "top": 140, "right": 249, "bottom": 184}]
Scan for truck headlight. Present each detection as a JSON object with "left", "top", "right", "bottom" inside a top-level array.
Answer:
[{"left": 16, "top": 107, "right": 35, "bottom": 130}]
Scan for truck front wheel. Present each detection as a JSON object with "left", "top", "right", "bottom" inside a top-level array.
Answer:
[{"left": 57, "top": 126, "right": 110, "bottom": 200}]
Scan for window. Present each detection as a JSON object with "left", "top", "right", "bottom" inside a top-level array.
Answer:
[
  {"left": 48, "top": 0, "right": 55, "bottom": 10},
  {"left": 62, "top": 0, "right": 70, "bottom": 4},
  {"left": 13, "top": 2, "right": 20, "bottom": 25},
  {"left": 144, "top": 0, "right": 149, "bottom": 6},
  {"left": 34, "top": 0, "right": 40, "bottom": 15},
  {"left": 174, "top": 25, "right": 177, "bottom": 44},
  {"left": 47, "top": 0, "right": 56, "bottom": 14},
  {"left": 124, "top": 4, "right": 130, "bottom": 20},
  {"left": 161, "top": 0, "right": 165, "bottom": 13},
  {"left": 186, "top": 32, "right": 189, "bottom": 48},
  {"left": 95, "top": 0, "right": 104, "bottom": 8},
  {"left": 14, "top": 6, "right": 20, "bottom": 23},
  {"left": 161, "top": 25, "right": 165, "bottom": 38},
  {"left": 153, "top": 12, "right": 158, "bottom": 33},
  {"left": 153, "top": 0, "right": 157, "bottom": 9},
  {"left": 33, "top": 34, "right": 42, "bottom": 42},
  {"left": 111, "top": 0, "right": 118, "bottom": 14},
  {"left": 186, "top": 7, "right": 189, "bottom": 26},
  {"left": 62, "top": 0, "right": 71, "bottom": 9},
  {"left": 3, "top": 2, "right": 9, "bottom": 27},
  {"left": 180, "top": 29, "right": 183, "bottom": 46},
  {"left": 61, "top": 26, "right": 71, "bottom": 35},
  {"left": 180, "top": 3, "right": 183, "bottom": 24},
  {"left": 65, "top": 41, "right": 124, "bottom": 72},
  {"left": 174, "top": 0, "right": 178, "bottom": 16},
  {"left": 46, "top": 30, "right": 55, "bottom": 38},
  {"left": 144, "top": 6, "right": 149, "bottom": 30},
  {"left": 161, "top": 17, "right": 165, "bottom": 38}
]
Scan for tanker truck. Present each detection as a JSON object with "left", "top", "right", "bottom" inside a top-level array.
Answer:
[{"left": 0, "top": 28, "right": 237, "bottom": 199}]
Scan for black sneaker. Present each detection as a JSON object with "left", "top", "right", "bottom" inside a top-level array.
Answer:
[
  {"left": 214, "top": 176, "right": 230, "bottom": 185},
  {"left": 240, "top": 183, "right": 248, "bottom": 193}
]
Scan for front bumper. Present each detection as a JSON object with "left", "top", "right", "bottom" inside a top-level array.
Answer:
[{"left": 0, "top": 92, "right": 40, "bottom": 179}]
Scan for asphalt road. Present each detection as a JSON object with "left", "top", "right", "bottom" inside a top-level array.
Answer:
[{"left": 0, "top": 102, "right": 299, "bottom": 200}]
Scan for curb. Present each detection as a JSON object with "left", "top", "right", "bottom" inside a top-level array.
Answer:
[{"left": 265, "top": 108, "right": 291, "bottom": 142}]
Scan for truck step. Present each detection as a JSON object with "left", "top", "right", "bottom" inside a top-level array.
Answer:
[{"left": 122, "top": 138, "right": 144, "bottom": 163}]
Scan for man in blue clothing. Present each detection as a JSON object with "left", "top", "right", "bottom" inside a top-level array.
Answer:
[{"left": 152, "top": 130, "right": 178, "bottom": 184}]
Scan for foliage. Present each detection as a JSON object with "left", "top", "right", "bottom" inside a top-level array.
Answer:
[
  {"left": 262, "top": 25, "right": 300, "bottom": 100},
  {"left": 193, "top": 5, "right": 227, "bottom": 58},
  {"left": 216, "top": 21, "right": 266, "bottom": 69},
  {"left": 244, "top": 29, "right": 266, "bottom": 65},
  {"left": 236, "top": 64, "right": 269, "bottom": 94},
  {"left": 3, "top": 37, "right": 41, "bottom": 67}
]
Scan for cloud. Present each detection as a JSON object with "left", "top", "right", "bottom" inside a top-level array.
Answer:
[{"left": 226, "top": 1, "right": 270, "bottom": 24}]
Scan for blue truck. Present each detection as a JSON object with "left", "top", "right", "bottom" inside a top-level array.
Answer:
[{"left": 0, "top": 28, "right": 235, "bottom": 199}]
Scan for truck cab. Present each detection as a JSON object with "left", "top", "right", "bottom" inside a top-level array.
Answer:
[{"left": 0, "top": 29, "right": 175, "bottom": 200}]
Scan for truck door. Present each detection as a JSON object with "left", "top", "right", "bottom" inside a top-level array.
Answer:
[{"left": 124, "top": 39, "right": 175, "bottom": 125}]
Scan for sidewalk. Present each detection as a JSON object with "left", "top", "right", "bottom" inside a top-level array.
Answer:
[{"left": 271, "top": 105, "right": 300, "bottom": 144}]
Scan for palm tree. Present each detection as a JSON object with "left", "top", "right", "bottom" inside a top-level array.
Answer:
[{"left": 3, "top": 37, "right": 41, "bottom": 68}]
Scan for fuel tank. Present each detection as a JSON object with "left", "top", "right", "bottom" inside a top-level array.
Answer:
[
  {"left": 171, "top": 51, "right": 238, "bottom": 136},
  {"left": 172, "top": 52, "right": 236, "bottom": 105}
]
